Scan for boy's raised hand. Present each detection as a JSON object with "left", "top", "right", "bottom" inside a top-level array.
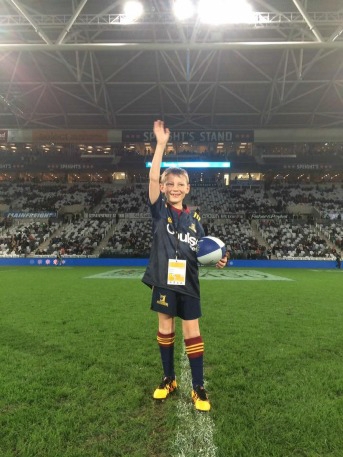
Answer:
[{"left": 153, "top": 120, "right": 170, "bottom": 146}]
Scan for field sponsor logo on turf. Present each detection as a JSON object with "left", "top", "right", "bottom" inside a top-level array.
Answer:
[{"left": 85, "top": 269, "right": 293, "bottom": 281}]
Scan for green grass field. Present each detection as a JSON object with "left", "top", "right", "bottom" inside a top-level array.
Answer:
[{"left": 0, "top": 266, "right": 342, "bottom": 457}]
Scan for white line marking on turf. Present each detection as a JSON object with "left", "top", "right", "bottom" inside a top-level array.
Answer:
[{"left": 173, "top": 348, "right": 217, "bottom": 457}]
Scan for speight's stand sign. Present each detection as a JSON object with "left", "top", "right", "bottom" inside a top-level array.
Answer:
[{"left": 122, "top": 129, "right": 254, "bottom": 143}]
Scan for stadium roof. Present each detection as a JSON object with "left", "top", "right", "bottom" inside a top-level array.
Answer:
[{"left": 0, "top": 0, "right": 343, "bottom": 132}]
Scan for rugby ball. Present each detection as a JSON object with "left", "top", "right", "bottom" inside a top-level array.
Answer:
[{"left": 197, "top": 236, "right": 226, "bottom": 265}]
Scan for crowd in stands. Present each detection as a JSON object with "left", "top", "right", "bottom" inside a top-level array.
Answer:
[
  {"left": 96, "top": 185, "right": 148, "bottom": 215},
  {"left": 316, "top": 222, "right": 343, "bottom": 253},
  {"left": 0, "top": 220, "right": 60, "bottom": 256},
  {"left": 191, "top": 185, "right": 280, "bottom": 214},
  {"left": 0, "top": 180, "right": 342, "bottom": 260},
  {"left": 257, "top": 219, "right": 333, "bottom": 259},
  {"left": 268, "top": 182, "right": 343, "bottom": 219},
  {"left": 100, "top": 219, "right": 152, "bottom": 258},
  {"left": 41, "top": 217, "right": 113, "bottom": 257},
  {"left": 0, "top": 183, "right": 105, "bottom": 212},
  {"left": 204, "top": 217, "right": 267, "bottom": 260}
]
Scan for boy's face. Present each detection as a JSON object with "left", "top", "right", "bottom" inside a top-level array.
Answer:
[{"left": 160, "top": 173, "right": 190, "bottom": 209}]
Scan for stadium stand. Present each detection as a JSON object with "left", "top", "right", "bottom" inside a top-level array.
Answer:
[
  {"left": 0, "top": 220, "right": 60, "bottom": 256},
  {"left": 0, "top": 150, "right": 342, "bottom": 260}
]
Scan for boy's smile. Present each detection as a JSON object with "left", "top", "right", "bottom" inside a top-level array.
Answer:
[{"left": 161, "top": 174, "right": 190, "bottom": 209}]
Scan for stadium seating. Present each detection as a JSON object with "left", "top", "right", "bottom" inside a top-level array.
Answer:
[{"left": 0, "top": 181, "right": 342, "bottom": 260}]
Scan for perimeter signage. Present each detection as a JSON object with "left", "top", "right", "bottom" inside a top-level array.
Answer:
[
  {"left": 4, "top": 212, "right": 57, "bottom": 218},
  {"left": 283, "top": 163, "right": 333, "bottom": 170},
  {"left": 122, "top": 130, "right": 254, "bottom": 143},
  {"left": 32, "top": 129, "right": 108, "bottom": 144}
]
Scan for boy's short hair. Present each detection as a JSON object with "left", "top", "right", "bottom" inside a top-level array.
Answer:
[{"left": 161, "top": 167, "right": 189, "bottom": 184}]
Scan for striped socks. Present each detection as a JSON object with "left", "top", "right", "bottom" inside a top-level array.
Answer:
[
  {"left": 157, "top": 333, "right": 205, "bottom": 388},
  {"left": 157, "top": 331, "right": 175, "bottom": 379},
  {"left": 184, "top": 336, "right": 204, "bottom": 388}
]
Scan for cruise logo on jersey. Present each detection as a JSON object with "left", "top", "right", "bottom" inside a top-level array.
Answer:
[{"left": 166, "top": 224, "right": 198, "bottom": 248}]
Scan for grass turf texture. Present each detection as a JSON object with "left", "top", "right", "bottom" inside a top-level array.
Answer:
[{"left": 0, "top": 267, "right": 342, "bottom": 457}]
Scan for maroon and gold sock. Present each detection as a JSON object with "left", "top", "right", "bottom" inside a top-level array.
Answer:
[
  {"left": 157, "top": 331, "right": 175, "bottom": 379},
  {"left": 184, "top": 336, "right": 204, "bottom": 388}
]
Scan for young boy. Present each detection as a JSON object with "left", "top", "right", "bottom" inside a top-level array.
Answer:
[{"left": 142, "top": 120, "right": 228, "bottom": 412}]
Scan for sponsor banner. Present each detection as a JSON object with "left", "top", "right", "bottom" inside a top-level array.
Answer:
[
  {"left": 87, "top": 213, "right": 117, "bottom": 218},
  {"left": 4, "top": 211, "right": 57, "bottom": 218},
  {"left": 122, "top": 130, "right": 254, "bottom": 143},
  {"left": 190, "top": 182, "right": 222, "bottom": 188},
  {"left": 86, "top": 213, "right": 150, "bottom": 219},
  {"left": 0, "top": 163, "right": 25, "bottom": 170},
  {"left": 47, "top": 163, "right": 95, "bottom": 170},
  {"left": 284, "top": 256, "right": 335, "bottom": 261},
  {"left": 86, "top": 212, "right": 294, "bottom": 220},
  {"left": 32, "top": 129, "right": 108, "bottom": 144},
  {"left": 283, "top": 163, "right": 333, "bottom": 170},
  {"left": 201, "top": 213, "right": 245, "bottom": 219},
  {"left": 0, "top": 130, "right": 8, "bottom": 143},
  {"left": 125, "top": 212, "right": 150, "bottom": 219},
  {"left": 0, "top": 163, "right": 101, "bottom": 172},
  {"left": 0, "top": 258, "right": 336, "bottom": 268},
  {"left": 251, "top": 214, "right": 288, "bottom": 219}
]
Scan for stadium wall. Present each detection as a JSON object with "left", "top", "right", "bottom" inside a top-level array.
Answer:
[{"left": 0, "top": 258, "right": 337, "bottom": 269}]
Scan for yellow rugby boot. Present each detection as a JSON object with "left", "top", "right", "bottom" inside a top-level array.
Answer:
[
  {"left": 192, "top": 385, "right": 211, "bottom": 412},
  {"left": 153, "top": 376, "right": 177, "bottom": 400}
]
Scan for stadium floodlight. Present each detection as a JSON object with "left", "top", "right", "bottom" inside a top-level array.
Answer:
[
  {"left": 197, "top": 0, "right": 255, "bottom": 25},
  {"left": 173, "top": 0, "right": 196, "bottom": 21},
  {"left": 122, "top": 1, "right": 144, "bottom": 23}
]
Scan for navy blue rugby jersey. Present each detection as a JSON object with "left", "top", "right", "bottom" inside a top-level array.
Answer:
[{"left": 142, "top": 192, "right": 205, "bottom": 298}]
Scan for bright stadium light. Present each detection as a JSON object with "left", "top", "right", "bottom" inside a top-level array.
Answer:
[
  {"left": 122, "top": 1, "right": 144, "bottom": 23},
  {"left": 198, "top": 0, "right": 223, "bottom": 24},
  {"left": 173, "top": 0, "right": 195, "bottom": 21},
  {"left": 146, "top": 161, "right": 231, "bottom": 168},
  {"left": 225, "top": 0, "right": 254, "bottom": 24},
  {"left": 198, "top": 0, "right": 254, "bottom": 25}
]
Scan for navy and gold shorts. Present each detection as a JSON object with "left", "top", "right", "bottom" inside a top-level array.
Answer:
[{"left": 151, "top": 287, "right": 201, "bottom": 320}]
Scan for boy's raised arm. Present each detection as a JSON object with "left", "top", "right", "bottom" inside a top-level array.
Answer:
[{"left": 149, "top": 120, "right": 170, "bottom": 205}]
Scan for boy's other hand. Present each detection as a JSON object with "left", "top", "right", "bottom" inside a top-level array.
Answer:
[{"left": 215, "top": 255, "right": 228, "bottom": 269}]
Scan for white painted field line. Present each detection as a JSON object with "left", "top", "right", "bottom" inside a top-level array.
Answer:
[{"left": 173, "top": 347, "right": 217, "bottom": 457}]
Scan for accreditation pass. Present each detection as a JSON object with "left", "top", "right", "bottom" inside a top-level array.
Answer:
[{"left": 167, "top": 259, "right": 186, "bottom": 285}]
